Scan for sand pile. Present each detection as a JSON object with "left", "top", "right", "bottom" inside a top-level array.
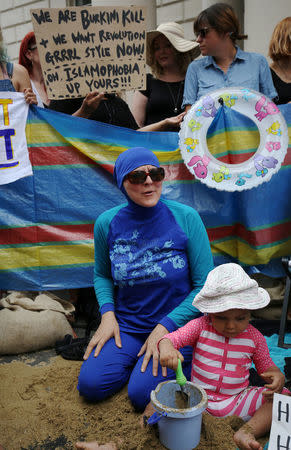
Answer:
[{"left": 0, "top": 356, "right": 268, "bottom": 449}]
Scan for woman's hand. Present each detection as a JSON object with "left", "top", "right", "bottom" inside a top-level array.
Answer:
[
  {"left": 73, "top": 91, "right": 106, "bottom": 118},
  {"left": 261, "top": 367, "right": 286, "bottom": 400},
  {"left": 138, "top": 112, "right": 186, "bottom": 132},
  {"left": 23, "top": 88, "right": 37, "bottom": 105},
  {"left": 159, "top": 338, "right": 184, "bottom": 371},
  {"left": 83, "top": 311, "right": 121, "bottom": 360},
  {"left": 138, "top": 324, "right": 169, "bottom": 376},
  {"left": 163, "top": 112, "right": 186, "bottom": 129}
]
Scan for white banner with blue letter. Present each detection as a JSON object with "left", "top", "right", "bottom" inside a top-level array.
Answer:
[
  {"left": 269, "top": 393, "right": 291, "bottom": 449},
  {"left": 0, "top": 92, "right": 32, "bottom": 185}
]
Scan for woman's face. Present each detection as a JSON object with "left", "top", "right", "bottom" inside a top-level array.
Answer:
[
  {"left": 26, "top": 42, "right": 40, "bottom": 66},
  {"left": 153, "top": 34, "right": 177, "bottom": 68},
  {"left": 123, "top": 165, "right": 163, "bottom": 208},
  {"left": 195, "top": 25, "right": 227, "bottom": 57}
]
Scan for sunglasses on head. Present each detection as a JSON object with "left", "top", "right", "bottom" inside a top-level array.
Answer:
[
  {"left": 125, "top": 167, "right": 165, "bottom": 184},
  {"left": 196, "top": 27, "right": 212, "bottom": 38}
]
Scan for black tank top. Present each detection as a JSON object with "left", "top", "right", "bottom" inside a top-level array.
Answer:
[{"left": 271, "top": 69, "right": 291, "bottom": 105}]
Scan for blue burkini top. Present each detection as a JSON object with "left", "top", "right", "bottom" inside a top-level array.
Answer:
[{"left": 94, "top": 197, "right": 213, "bottom": 333}]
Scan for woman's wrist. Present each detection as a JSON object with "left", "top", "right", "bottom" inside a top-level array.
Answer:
[
  {"left": 74, "top": 102, "right": 92, "bottom": 118},
  {"left": 102, "top": 310, "right": 115, "bottom": 319}
]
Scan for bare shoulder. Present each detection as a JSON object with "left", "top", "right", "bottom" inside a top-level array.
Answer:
[
  {"left": 12, "top": 63, "right": 31, "bottom": 91},
  {"left": 13, "top": 63, "right": 30, "bottom": 77}
]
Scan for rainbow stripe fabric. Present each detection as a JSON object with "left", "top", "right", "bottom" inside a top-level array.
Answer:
[{"left": 0, "top": 104, "right": 290, "bottom": 290}]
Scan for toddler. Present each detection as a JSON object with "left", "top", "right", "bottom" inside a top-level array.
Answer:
[{"left": 158, "top": 263, "right": 290, "bottom": 450}]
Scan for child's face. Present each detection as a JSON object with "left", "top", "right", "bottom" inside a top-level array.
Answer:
[{"left": 209, "top": 309, "right": 251, "bottom": 338}]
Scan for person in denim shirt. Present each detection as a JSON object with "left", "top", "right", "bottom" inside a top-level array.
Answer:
[{"left": 183, "top": 3, "right": 277, "bottom": 110}]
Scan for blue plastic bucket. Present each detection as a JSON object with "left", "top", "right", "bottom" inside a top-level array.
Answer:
[{"left": 150, "top": 380, "right": 208, "bottom": 450}]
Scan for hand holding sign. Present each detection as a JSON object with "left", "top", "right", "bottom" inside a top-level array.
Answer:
[{"left": 72, "top": 91, "right": 107, "bottom": 119}]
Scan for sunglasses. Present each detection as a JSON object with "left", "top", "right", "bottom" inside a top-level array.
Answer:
[
  {"left": 125, "top": 167, "right": 165, "bottom": 184},
  {"left": 196, "top": 27, "right": 212, "bottom": 39}
]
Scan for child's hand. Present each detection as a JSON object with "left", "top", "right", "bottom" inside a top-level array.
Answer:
[
  {"left": 260, "top": 367, "right": 285, "bottom": 400},
  {"left": 159, "top": 338, "right": 184, "bottom": 371}
]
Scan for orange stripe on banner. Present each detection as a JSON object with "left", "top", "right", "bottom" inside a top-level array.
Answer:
[
  {"left": 0, "top": 223, "right": 94, "bottom": 246},
  {"left": 29, "top": 145, "right": 290, "bottom": 174},
  {"left": 217, "top": 152, "right": 257, "bottom": 164},
  {"left": 29, "top": 146, "right": 98, "bottom": 166},
  {"left": 208, "top": 221, "right": 291, "bottom": 247}
]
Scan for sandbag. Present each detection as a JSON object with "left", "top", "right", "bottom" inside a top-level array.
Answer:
[{"left": 0, "top": 291, "right": 74, "bottom": 355}]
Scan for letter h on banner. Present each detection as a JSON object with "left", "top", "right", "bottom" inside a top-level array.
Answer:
[{"left": 269, "top": 394, "right": 291, "bottom": 450}]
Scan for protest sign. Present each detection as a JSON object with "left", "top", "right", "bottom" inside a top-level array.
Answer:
[
  {"left": 269, "top": 393, "right": 291, "bottom": 450},
  {"left": 0, "top": 92, "right": 32, "bottom": 185},
  {"left": 30, "top": 6, "right": 147, "bottom": 99}
]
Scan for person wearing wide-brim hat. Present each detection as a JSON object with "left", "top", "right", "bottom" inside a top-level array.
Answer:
[
  {"left": 192, "top": 262, "right": 270, "bottom": 312},
  {"left": 159, "top": 263, "right": 290, "bottom": 450},
  {"left": 146, "top": 22, "right": 200, "bottom": 69},
  {"left": 131, "top": 22, "right": 200, "bottom": 129}
]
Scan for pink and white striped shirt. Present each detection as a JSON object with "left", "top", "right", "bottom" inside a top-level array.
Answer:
[{"left": 161, "top": 315, "right": 278, "bottom": 418}]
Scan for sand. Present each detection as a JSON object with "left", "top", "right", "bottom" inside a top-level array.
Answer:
[{"left": 0, "top": 355, "right": 268, "bottom": 450}]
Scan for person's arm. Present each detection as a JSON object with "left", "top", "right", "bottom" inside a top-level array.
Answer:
[
  {"left": 138, "top": 112, "right": 186, "bottom": 131},
  {"left": 93, "top": 213, "right": 116, "bottom": 314},
  {"left": 182, "top": 61, "right": 198, "bottom": 110},
  {"left": 158, "top": 338, "right": 183, "bottom": 371},
  {"left": 73, "top": 91, "right": 106, "bottom": 118},
  {"left": 258, "top": 55, "right": 278, "bottom": 100},
  {"left": 251, "top": 327, "right": 285, "bottom": 398},
  {"left": 158, "top": 318, "right": 202, "bottom": 370},
  {"left": 131, "top": 90, "right": 148, "bottom": 127},
  {"left": 83, "top": 210, "right": 122, "bottom": 359},
  {"left": 160, "top": 206, "right": 213, "bottom": 331},
  {"left": 260, "top": 366, "right": 286, "bottom": 399},
  {"left": 12, "top": 63, "right": 37, "bottom": 104}
]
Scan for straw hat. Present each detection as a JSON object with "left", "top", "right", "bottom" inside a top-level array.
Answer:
[
  {"left": 192, "top": 263, "right": 270, "bottom": 313},
  {"left": 146, "top": 22, "right": 200, "bottom": 64}
]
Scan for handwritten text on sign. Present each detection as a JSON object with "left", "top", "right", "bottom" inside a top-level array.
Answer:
[
  {"left": 269, "top": 393, "right": 291, "bottom": 450},
  {"left": 30, "top": 7, "right": 147, "bottom": 99},
  {"left": 0, "top": 93, "right": 31, "bottom": 185}
]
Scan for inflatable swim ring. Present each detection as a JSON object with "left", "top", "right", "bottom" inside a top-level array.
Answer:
[{"left": 179, "top": 87, "right": 288, "bottom": 191}]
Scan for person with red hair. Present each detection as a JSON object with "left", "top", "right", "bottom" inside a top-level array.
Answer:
[
  {"left": 18, "top": 31, "right": 184, "bottom": 129},
  {"left": 19, "top": 31, "right": 49, "bottom": 107}
]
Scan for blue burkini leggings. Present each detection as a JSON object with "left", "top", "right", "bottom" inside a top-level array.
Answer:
[{"left": 77, "top": 330, "right": 193, "bottom": 411}]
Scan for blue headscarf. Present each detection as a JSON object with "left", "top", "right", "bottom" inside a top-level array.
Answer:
[{"left": 113, "top": 147, "right": 160, "bottom": 191}]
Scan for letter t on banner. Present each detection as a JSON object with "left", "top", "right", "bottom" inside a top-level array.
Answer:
[
  {"left": 269, "top": 393, "right": 291, "bottom": 449},
  {"left": 0, "top": 92, "right": 32, "bottom": 185}
]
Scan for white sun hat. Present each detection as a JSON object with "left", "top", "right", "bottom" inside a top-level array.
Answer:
[
  {"left": 192, "top": 263, "right": 270, "bottom": 313},
  {"left": 146, "top": 22, "right": 200, "bottom": 64}
]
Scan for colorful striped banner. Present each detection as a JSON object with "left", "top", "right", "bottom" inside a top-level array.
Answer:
[{"left": 0, "top": 104, "right": 290, "bottom": 290}]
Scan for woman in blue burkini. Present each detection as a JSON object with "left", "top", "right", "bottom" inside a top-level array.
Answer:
[
  {"left": 77, "top": 147, "right": 213, "bottom": 414},
  {"left": 183, "top": 3, "right": 277, "bottom": 110}
]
